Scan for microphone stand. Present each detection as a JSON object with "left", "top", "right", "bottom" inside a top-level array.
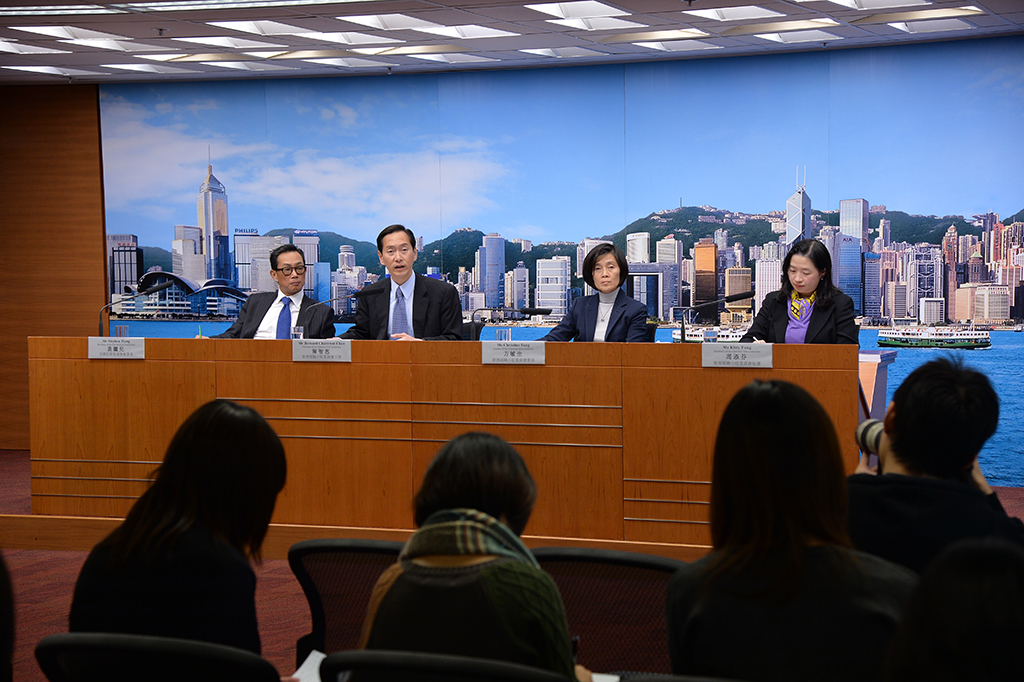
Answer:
[
  {"left": 470, "top": 307, "right": 554, "bottom": 341},
  {"left": 97, "top": 281, "right": 174, "bottom": 337}
]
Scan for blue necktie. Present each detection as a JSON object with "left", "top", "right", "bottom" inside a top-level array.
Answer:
[
  {"left": 275, "top": 297, "right": 292, "bottom": 339},
  {"left": 392, "top": 286, "right": 409, "bottom": 338}
]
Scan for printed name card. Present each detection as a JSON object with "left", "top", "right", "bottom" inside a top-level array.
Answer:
[
  {"left": 88, "top": 337, "right": 146, "bottom": 360},
  {"left": 293, "top": 339, "right": 352, "bottom": 363},
  {"left": 482, "top": 341, "right": 546, "bottom": 365},
  {"left": 701, "top": 342, "right": 773, "bottom": 368}
]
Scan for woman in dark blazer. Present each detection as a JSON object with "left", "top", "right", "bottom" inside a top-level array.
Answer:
[
  {"left": 741, "top": 238, "right": 857, "bottom": 345},
  {"left": 541, "top": 243, "right": 649, "bottom": 343}
]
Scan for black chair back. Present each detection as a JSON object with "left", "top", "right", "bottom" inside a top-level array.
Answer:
[
  {"left": 35, "top": 632, "right": 280, "bottom": 682},
  {"left": 320, "top": 649, "right": 567, "bottom": 682},
  {"left": 288, "top": 538, "right": 404, "bottom": 666},
  {"left": 531, "top": 546, "right": 686, "bottom": 674}
]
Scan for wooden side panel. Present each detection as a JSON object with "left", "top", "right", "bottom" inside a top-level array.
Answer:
[{"left": 1, "top": 85, "right": 106, "bottom": 449}]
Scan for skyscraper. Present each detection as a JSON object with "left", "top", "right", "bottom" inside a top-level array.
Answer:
[
  {"left": 510, "top": 261, "right": 528, "bottom": 310},
  {"left": 107, "top": 233, "right": 142, "bottom": 295},
  {"left": 863, "top": 253, "right": 882, "bottom": 319},
  {"left": 878, "top": 218, "right": 891, "bottom": 249},
  {"left": 626, "top": 232, "right": 650, "bottom": 264},
  {"left": 233, "top": 228, "right": 257, "bottom": 290},
  {"left": 197, "top": 164, "right": 230, "bottom": 281},
  {"left": 338, "top": 244, "right": 356, "bottom": 270},
  {"left": 908, "top": 246, "right": 942, "bottom": 318},
  {"left": 724, "top": 267, "right": 752, "bottom": 315},
  {"left": 785, "top": 187, "right": 812, "bottom": 247},
  {"left": 754, "top": 259, "right": 781, "bottom": 316},
  {"left": 836, "top": 234, "right": 863, "bottom": 316},
  {"left": 656, "top": 235, "right": 683, "bottom": 264},
  {"left": 535, "top": 256, "right": 571, "bottom": 317},
  {"left": 172, "top": 225, "right": 206, "bottom": 283},
  {"left": 692, "top": 238, "right": 718, "bottom": 318},
  {"left": 839, "top": 199, "right": 870, "bottom": 250},
  {"left": 249, "top": 235, "right": 288, "bottom": 292},
  {"left": 292, "top": 229, "right": 321, "bottom": 298},
  {"left": 479, "top": 233, "right": 506, "bottom": 307}
]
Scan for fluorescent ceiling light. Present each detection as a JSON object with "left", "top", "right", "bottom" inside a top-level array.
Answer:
[
  {"left": 824, "top": 0, "right": 929, "bottom": 8},
  {"left": 303, "top": 32, "right": 401, "bottom": 44},
  {"left": 0, "top": 4, "right": 123, "bottom": 16},
  {"left": 340, "top": 14, "right": 441, "bottom": 30},
  {"left": 548, "top": 17, "right": 645, "bottom": 30},
  {"left": 888, "top": 17, "right": 972, "bottom": 32},
  {"left": 810, "top": 18, "right": 841, "bottom": 25},
  {"left": 174, "top": 36, "right": 288, "bottom": 49},
  {"left": 201, "top": 60, "right": 296, "bottom": 70},
  {"left": 207, "top": 20, "right": 305, "bottom": 35},
  {"left": 2, "top": 65, "right": 101, "bottom": 75},
  {"left": 304, "top": 57, "right": 392, "bottom": 66},
  {"left": 410, "top": 53, "right": 496, "bottom": 63},
  {"left": 685, "top": 6, "right": 784, "bottom": 21},
  {"left": 114, "top": 0, "right": 364, "bottom": 10},
  {"left": 0, "top": 39, "right": 70, "bottom": 54},
  {"left": 599, "top": 28, "right": 707, "bottom": 42},
  {"left": 526, "top": 1, "right": 628, "bottom": 19},
  {"left": 12, "top": 25, "right": 127, "bottom": 39},
  {"left": 60, "top": 39, "right": 165, "bottom": 51},
  {"left": 413, "top": 25, "right": 519, "bottom": 39},
  {"left": 348, "top": 46, "right": 392, "bottom": 55},
  {"left": 135, "top": 53, "right": 188, "bottom": 61},
  {"left": 103, "top": 62, "right": 195, "bottom": 73},
  {"left": 634, "top": 40, "right": 722, "bottom": 51},
  {"left": 756, "top": 29, "right": 842, "bottom": 42},
  {"left": 244, "top": 50, "right": 290, "bottom": 58},
  {"left": 519, "top": 46, "right": 604, "bottom": 57}
]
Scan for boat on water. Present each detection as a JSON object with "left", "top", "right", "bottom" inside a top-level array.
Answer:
[
  {"left": 877, "top": 326, "right": 991, "bottom": 349},
  {"left": 673, "top": 326, "right": 750, "bottom": 343}
]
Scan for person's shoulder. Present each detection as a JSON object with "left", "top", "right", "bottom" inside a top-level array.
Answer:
[
  {"left": 415, "top": 273, "right": 455, "bottom": 292},
  {"left": 846, "top": 548, "right": 919, "bottom": 590},
  {"left": 831, "top": 291, "right": 855, "bottom": 307}
]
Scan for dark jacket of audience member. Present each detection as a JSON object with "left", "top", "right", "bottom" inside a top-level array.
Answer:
[
  {"left": 69, "top": 400, "right": 286, "bottom": 654},
  {"left": 666, "top": 380, "right": 916, "bottom": 682},
  {"left": 359, "top": 433, "right": 578, "bottom": 681},
  {"left": 848, "top": 357, "right": 1024, "bottom": 574},
  {"left": 885, "top": 539, "right": 1024, "bottom": 682}
]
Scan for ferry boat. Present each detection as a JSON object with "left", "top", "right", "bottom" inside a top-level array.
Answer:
[
  {"left": 877, "top": 326, "right": 991, "bottom": 349},
  {"left": 673, "top": 326, "right": 750, "bottom": 343}
]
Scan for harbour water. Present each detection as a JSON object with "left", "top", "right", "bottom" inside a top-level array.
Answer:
[{"left": 109, "top": 320, "right": 1023, "bottom": 486}]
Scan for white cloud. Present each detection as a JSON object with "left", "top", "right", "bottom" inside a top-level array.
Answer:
[{"left": 318, "top": 102, "right": 359, "bottom": 127}]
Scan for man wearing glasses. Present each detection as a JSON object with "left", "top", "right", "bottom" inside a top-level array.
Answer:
[{"left": 213, "top": 244, "right": 336, "bottom": 339}]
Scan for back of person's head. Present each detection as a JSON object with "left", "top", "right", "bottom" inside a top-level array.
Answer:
[
  {"left": 888, "top": 356, "right": 998, "bottom": 479},
  {"left": 413, "top": 432, "right": 537, "bottom": 535},
  {"left": 886, "top": 539, "right": 1024, "bottom": 682},
  {"left": 110, "top": 400, "right": 286, "bottom": 562},
  {"left": 710, "top": 380, "right": 850, "bottom": 573}
]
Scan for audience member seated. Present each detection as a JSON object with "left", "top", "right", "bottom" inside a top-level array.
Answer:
[
  {"left": 359, "top": 432, "right": 589, "bottom": 681},
  {"left": 885, "top": 539, "right": 1024, "bottom": 682},
  {"left": 69, "top": 400, "right": 286, "bottom": 655},
  {"left": 666, "top": 380, "right": 917, "bottom": 682},
  {"left": 848, "top": 357, "right": 1024, "bottom": 574}
]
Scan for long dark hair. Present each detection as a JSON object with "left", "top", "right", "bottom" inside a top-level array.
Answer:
[
  {"left": 582, "top": 243, "right": 629, "bottom": 290},
  {"left": 414, "top": 432, "right": 537, "bottom": 535},
  {"left": 776, "top": 239, "right": 840, "bottom": 308},
  {"left": 706, "top": 380, "right": 851, "bottom": 584},
  {"left": 103, "top": 400, "right": 286, "bottom": 564}
]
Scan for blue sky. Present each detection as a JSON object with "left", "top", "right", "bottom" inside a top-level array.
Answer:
[{"left": 100, "top": 35, "right": 1023, "bottom": 254}]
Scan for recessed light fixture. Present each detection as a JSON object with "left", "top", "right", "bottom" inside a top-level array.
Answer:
[
  {"left": 0, "top": 39, "right": 70, "bottom": 54},
  {"left": 519, "top": 46, "right": 604, "bottom": 57},
  {"left": 755, "top": 29, "right": 842, "bottom": 42},
  {"left": 339, "top": 14, "right": 441, "bottom": 30},
  {"left": 413, "top": 25, "right": 519, "bottom": 39},
  {"left": 135, "top": 53, "right": 188, "bottom": 61},
  {"left": 208, "top": 20, "right": 305, "bottom": 35},
  {"left": 103, "top": 62, "right": 195, "bottom": 73},
  {"left": 114, "top": 0, "right": 367, "bottom": 11},
  {"left": 888, "top": 17, "right": 972, "bottom": 32},
  {"left": 2, "top": 65, "right": 101, "bottom": 75},
  {"left": 201, "top": 60, "right": 296, "bottom": 70},
  {"left": 12, "top": 25, "right": 128, "bottom": 39},
  {"left": 548, "top": 17, "right": 645, "bottom": 30},
  {"left": 684, "top": 6, "right": 784, "bottom": 21},
  {"left": 526, "top": 1, "right": 628, "bottom": 19},
  {"left": 174, "top": 36, "right": 289, "bottom": 49},
  {"left": 819, "top": 0, "right": 930, "bottom": 8},
  {"left": 304, "top": 57, "right": 392, "bottom": 67},
  {"left": 61, "top": 39, "right": 165, "bottom": 51},
  {"left": 409, "top": 53, "right": 497, "bottom": 63},
  {"left": 634, "top": 40, "right": 722, "bottom": 51}
]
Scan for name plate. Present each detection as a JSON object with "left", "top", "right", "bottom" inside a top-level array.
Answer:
[
  {"left": 482, "top": 341, "right": 546, "bottom": 365},
  {"left": 88, "top": 337, "right": 146, "bottom": 360},
  {"left": 701, "top": 342, "right": 773, "bottom": 368},
  {"left": 292, "top": 339, "right": 352, "bottom": 362}
]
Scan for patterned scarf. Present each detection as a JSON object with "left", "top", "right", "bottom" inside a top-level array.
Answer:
[
  {"left": 790, "top": 289, "right": 816, "bottom": 322},
  {"left": 401, "top": 508, "right": 540, "bottom": 568}
]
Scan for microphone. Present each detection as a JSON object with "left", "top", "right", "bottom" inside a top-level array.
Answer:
[
  {"left": 519, "top": 307, "right": 552, "bottom": 316},
  {"left": 351, "top": 286, "right": 388, "bottom": 299},
  {"left": 98, "top": 280, "right": 176, "bottom": 336},
  {"left": 683, "top": 289, "right": 756, "bottom": 311},
  {"left": 304, "top": 295, "right": 348, "bottom": 311}
]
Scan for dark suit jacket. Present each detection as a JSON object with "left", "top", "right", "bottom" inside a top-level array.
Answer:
[
  {"left": 338, "top": 273, "right": 463, "bottom": 340},
  {"left": 740, "top": 290, "right": 857, "bottom": 344},
  {"left": 212, "top": 291, "right": 336, "bottom": 339},
  {"left": 540, "top": 289, "right": 649, "bottom": 342}
]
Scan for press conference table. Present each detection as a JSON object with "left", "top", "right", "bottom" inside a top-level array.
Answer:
[{"left": 26, "top": 337, "right": 860, "bottom": 558}]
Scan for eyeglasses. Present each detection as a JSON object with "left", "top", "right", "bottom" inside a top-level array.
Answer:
[{"left": 275, "top": 265, "right": 307, "bottom": 275}]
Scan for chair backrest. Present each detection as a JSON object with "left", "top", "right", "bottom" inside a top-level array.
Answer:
[
  {"left": 462, "top": 319, "right": 485, "bottom": 341},
  {"left": 320, "top": 649, "right": 567, "bottom": 682},
  {"left": 645, "top": 321, "right": 658, "bottom": 342},
  {"left": 531, "top": 546, "right": 686, "bottom": 674},
  {"left": 288, "top": 538, "right": 404, "bottom": 666},
  {"left": 34, "top": 632, "right": 280, "bottom": 682}
]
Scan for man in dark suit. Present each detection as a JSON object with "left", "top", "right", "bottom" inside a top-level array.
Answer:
[
  {"left": 339, "top": 224, "right": 462, "bottom": 341},
  {"left": 213, "top": 244, "right": 335, "bottom": 339}
]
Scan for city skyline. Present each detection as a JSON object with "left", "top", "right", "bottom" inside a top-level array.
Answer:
[{"left": 98, "top": 35, "right": 1023, "bottom": 254}]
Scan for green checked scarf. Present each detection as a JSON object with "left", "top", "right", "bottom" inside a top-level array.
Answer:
[{"left": 401, "top": 508, "right": 540, "bottom": 568}]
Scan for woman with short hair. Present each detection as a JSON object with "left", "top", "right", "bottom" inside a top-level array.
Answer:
[
  {"left": 666, "top": 380, "right": 915, "bottom": 682},
  {"left": 69, "top": 400, "right": 286, "bottom": 654}
]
